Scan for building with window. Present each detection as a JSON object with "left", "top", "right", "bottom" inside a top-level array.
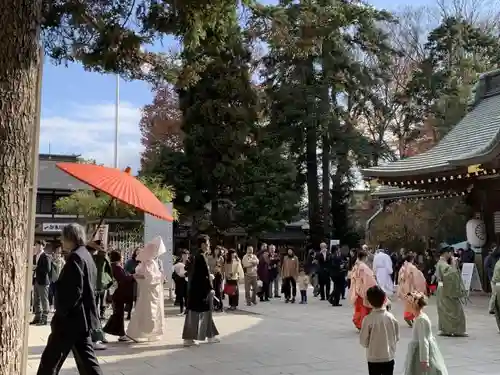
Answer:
[{"left": 35, "top": 154, "right": 88, "bottom": 247}]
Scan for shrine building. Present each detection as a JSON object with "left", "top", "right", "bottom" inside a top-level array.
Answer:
[{"left": 360, "top": 69, "right": 500, "bottom": 289}]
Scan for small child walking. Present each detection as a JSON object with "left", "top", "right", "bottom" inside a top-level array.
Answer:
[
  {"left": 403, "top": 292, "right": 448, "bottom": 375},
  {"left": 297, "top": 268, "right": 310, "bottom": 304},
  {"left": 360, "top": 285, "right": 399, "bottom": 375}
]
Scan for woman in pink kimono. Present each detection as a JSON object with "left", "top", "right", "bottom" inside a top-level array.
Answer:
[
  {"left": 126, "top": 236, "right": 166, "bottom": 342},
  {"left": 398, "top": 254, "right": 427, "bottom": 327},
  {"left": 349, "top": 250, "right": 377, "bottom": 330}
]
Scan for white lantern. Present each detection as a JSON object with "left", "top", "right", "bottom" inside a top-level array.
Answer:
[{"left": 466, "top": 218, "right": 486, "bottom": 248}]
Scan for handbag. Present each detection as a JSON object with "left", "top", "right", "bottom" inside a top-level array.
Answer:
[
  {"left": 108, "top": 281, "right": 118, "bottom": 296},
  {"left": 223, "top": 283, "right": 237, "bottom": 296}
]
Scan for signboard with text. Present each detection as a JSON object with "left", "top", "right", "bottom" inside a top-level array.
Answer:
[
  {"left": 329, "top": 239, "right": 340, "bottom": 250},
  {"left": 92, "top": 224, "right": 109, "bottom": 250},
  {"left": 461, "top": 262, "right": 483, "bottom": 295},
  {"left": 42, "top": 223, "right": 67, "bottom": 233}
]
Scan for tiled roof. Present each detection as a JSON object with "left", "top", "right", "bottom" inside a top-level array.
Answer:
[
  {"left": 38, "top": 157, "right": 89, "bottom": 191},
  {"left": 362, "top": 70, "right": 500, "bottom": 178}
]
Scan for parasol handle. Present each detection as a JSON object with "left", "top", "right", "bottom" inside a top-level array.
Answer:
[{"left": 91, "top": 198, "right": 115, "bottom": 240}]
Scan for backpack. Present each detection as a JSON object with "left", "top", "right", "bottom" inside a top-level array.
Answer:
[
  {"left": 48, "top": 257, "right": 58, "bottom": 283},
  {"left": 100, "top": 260, "right": 113, "bottom": 290}
]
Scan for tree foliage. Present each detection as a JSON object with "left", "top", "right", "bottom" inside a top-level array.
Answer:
[
  {"left": 140, "top": 85, "right": 183, "bottom": 172},
  {"left": 250, "top": 0, "right": 395, "bottom": 246},
  {"left": 179, "top": 20, "right": 257, "bottom": 205},
  {"left": 402, "top": 16, "right": 500, "bottom": 139},
  {"left": 370, "top": 198, "right": 470, "bottom": 252},
  {"left": 42, "top": 0, "right": 259, "bottom": 84},
  {"left": 139, "top": 4, "right": 301, "bottom": 237},
  {"left": 234, "top": 145, "right": 300, "bottom": 236}
]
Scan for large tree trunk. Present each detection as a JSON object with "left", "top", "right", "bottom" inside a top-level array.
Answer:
[
  {"left": 321, "top": 133, "right": 330, "bottom": 238},
  {"left": 320, "top": 50, "right": 331, "bottom": 239},
  {"left": 0, "top": 2, "right": 42, "bottom": 374},
  {"left": 304, "top": 58, "right": 322, "bottom": 248},
  {"left": 306, "top": 124, "right": 322, "bottom": 248}
]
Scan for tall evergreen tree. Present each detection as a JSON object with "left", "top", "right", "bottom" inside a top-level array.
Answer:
[
  {"left": 253, "top": 0, "right": 394, "bottom": 246},
  {"left": 176, "top": 7, "right": 259, "bottom": 230},
  {"left": 403, "top": 17, "right": 500, "bottom": 139}
]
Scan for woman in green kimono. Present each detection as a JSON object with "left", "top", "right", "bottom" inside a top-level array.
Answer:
[
  {"left": 491, "top": 258, "right": 500, "bottom": 331},
  {"left": 435, "top": 247, "right": 467, "bottom": 337}
]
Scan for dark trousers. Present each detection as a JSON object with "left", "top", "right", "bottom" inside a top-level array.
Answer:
[
  {"left": 176, "top": 279, "right": 188, "bottom": 313},
  {"left": 283, "top": 277, "right": 297, "bottom": 300},
  {"left": 33, "top": 283, "right": 50, "bottom": 321},
  {"left": 95, "top": 291, "right": 106, "bottom": 317},
  {"left": 367, "top": 360, "right": 394, "bottom": 375},
  {"left": 260, "top": 281, "right": 270, "bottom": 301},
  {"left": 330, "top": 276, "right": 345, "bottom": 306},
  {"left": 48, "top": 283, "right": 57, "bottom": 307},
  {"left": 318, "top": 274, "right": 330, "bottom": 300},
  {"left": 341, "top": 277, "right": 346, "bottom": 298},
  {"left": 37, "top": 330, "right": 103, "bottom": 375},
  {"left": 300, "top": 290, "right": 307, "bottom": 303},
  {"left": 179, "top": 294, "right": 187, "bottom": 313},
  {"left": 213, "top": 274, "right": 223, "bottom": 311}
]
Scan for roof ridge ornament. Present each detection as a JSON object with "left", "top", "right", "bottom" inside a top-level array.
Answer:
[
  {"left": 478, "top": 68, "right": 500, "bottom": 81},
  {"left": 467, "top": 74, "right": 485, "bottom": 110},
  {"left": 468, "top": 69, "right": 500, "bottom": 110}
]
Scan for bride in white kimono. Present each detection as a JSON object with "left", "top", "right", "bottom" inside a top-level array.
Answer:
[{"left": 127, "top": 236, "right": 166, "bottom": 342}]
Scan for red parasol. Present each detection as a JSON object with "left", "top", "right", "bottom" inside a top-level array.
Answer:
[{"left": 56, "top": 162, "right": 173, "bottom": 222}]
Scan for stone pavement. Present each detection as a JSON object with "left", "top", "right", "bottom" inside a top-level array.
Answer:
[{"left": 27, "top": 292, "right": 500, "bottom": 375}]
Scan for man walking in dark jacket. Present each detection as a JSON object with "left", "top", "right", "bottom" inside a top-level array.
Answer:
[
  {"left": 31, "top": 240, "right": 51, "bottom": 326},
  {"left": 328, "top": 246, "right": 346, "bottom": 307},
  {"left": 316, "top": 242, "right": 331, "bottom": 300}
]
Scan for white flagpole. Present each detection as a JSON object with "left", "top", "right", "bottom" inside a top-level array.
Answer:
[{"left": 114, "top": 74, "right": 120, "bottom": 168}]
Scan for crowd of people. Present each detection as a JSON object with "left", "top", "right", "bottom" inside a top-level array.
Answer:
[
  {"left": 31, "top": 225, "right": 500, "bottom": 375},
  {"left": 172, "top": 243, "right": 300, "bottom": 312},
  {"left": 350, "top": 241, "right": 492, "bottom": 375}
]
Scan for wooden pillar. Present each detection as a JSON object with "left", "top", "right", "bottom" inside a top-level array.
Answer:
[{"left": 477, "top": 188, "right": 494, "bottom": 292}]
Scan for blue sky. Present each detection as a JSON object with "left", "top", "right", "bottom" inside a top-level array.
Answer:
[{"left": 40, "top": 0, "right": 433, "bottom": 173}]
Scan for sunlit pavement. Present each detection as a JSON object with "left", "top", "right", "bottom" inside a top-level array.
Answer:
[{"left": 27, "top": 291, "right": 500, "bottom": 375}]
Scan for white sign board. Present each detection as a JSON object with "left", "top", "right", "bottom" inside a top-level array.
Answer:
[
  {"left": 42, "top": 223, "right": 67, "bottom": 233},
  {"left": 144, "top": 203, "right": 174, "bottom": 283},
  {"left": 461, "top": 262, "right": 483, "bottom": 294},
  {"left": 93, "top": 224, "right": 109, "bottom": 250},
  {"left": 330, "top": 239, "right": 340, "bottom": 250}
]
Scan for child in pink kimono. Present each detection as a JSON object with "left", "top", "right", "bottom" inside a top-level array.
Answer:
[{"left": 398, "top": 254, "right": 427, "bottom": 327}]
